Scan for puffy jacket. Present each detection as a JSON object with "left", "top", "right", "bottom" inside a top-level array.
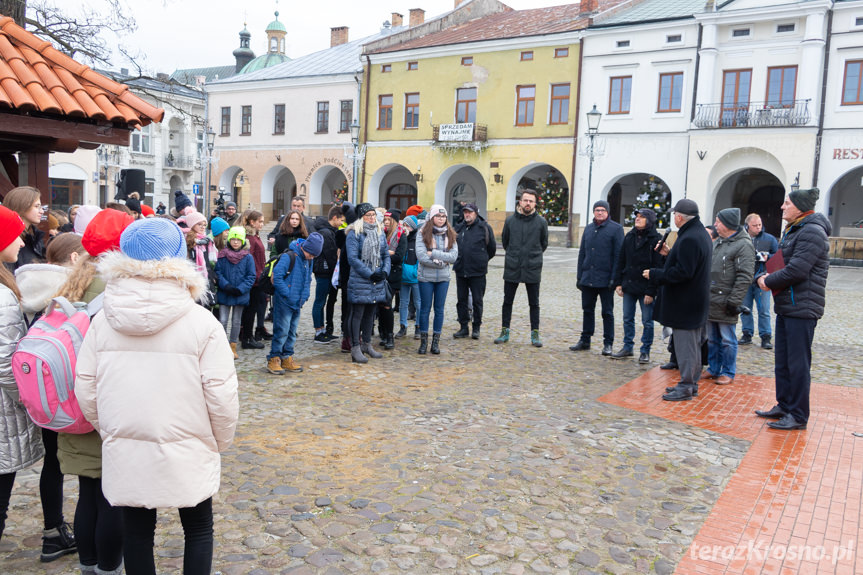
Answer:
[
  {"left": 578, "top": 219, "right": 624, "bottom": 288},
  {"left": 708, "top": 228, "right": 755, "bottom": 324},
  {"left": 14, "top": 228, "right": 45, "bottom": 269},
  {"left": 749, "top": 229, "right": 779, "bottom": 281},
  {"left": 346, "top": 226, "right": 391, "bottom": 304},
  {"left": 386, "top": 231, "right": 407, "bottom": 288},
  {"left": 501, "top": 210, "right": 548, "bottom": 284},
  {"left": 273, "top": 239, "right": 313, "bottom": 310},
  {"left": 14, "top": 263, "right": 71, "bottom": 324},
  {"left": 763, "top": 212, "right": 832, "bottom": 320},
  {"left": 401, "top": 229, "right": 419, "bottom": 285},
  {"left": 416, "top": 229, "right": 458, "bottom": 283},
  {"left": 76, "top": 252, "right": 239, "bottom": 508},
  {"left": 215, "top": 249, "right": 256, "bottom": 306},
  {"left": 313, "top": 218, "right": 339, "bottom": 278},
  {"left": 454, "top": 216, "right": 496, "bottom": 278},
  {"left": 272, "top": 230, "right": 306, "bottom": 257},
  {"left": 650, "top": 216, "right": 713, "bottom": 330},
  {"left": 614, "top": 226, "right": 663, "bottom": 297},
  {"left": 0, "top": 285, "right": 44, "bottom": 474}
]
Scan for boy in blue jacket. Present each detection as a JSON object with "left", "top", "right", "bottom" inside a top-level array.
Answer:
[{"left": 267, "top": 233, "right": 324, "bottom": 374}]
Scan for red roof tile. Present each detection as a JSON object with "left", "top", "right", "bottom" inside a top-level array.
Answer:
[{"left": 0, "top": 15, "right": 163, "bottom": 126}]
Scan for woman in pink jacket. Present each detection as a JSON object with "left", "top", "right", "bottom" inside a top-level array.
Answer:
[{"left": 76, "top": 218, "right": 239, "bottom": 575}]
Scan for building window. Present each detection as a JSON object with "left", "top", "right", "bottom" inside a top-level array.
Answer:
[
  {"left": 49, "top": 178, "right": 84, "bottom": 212},
  {"left": 856, "top": 17, "right": 863, "bottom": 27},
  {"left": 378, "top": 95, "right": 393, "bottom": 130},
  {"left": 196, "top": 129, "right": 204, "bottom": 158},
  {"left": 220, "top": 107, "right": 230, "bottom": 136},
  {"left": 241, "top": 105, "right": 251, "bottom": 135},
  {"left": 407, "top": 61, "right": 418, "bottom": 71},
  {"left": 657, "top": 72, "right": 684, "bottom": 112},
  {"left": 405, "top": 93, "right": 420, "bottom": 129},
  {"left": 842, "top": 60, "right": 863, "bottom": 105},
  {"left": 316, "top": 102, "right": 329, "bottom": 133},
  {"left": 766, "top": 66, "right": 797, "bottom": 107},
  {"left": 732, "top": 28, "right": 750, "bottom": 38},
  {"left": 609, "top": 76, "right": 632, "bottom": 114},
  {"left": 132, "top": 124, "right": 151, "bottom": 153},
  {"left": 456, "top": 87, "right": 477, "bottom": 123},
  {"left": 721, "top": 69, "right": 752, "bottom": 126},
  {"left": 339, "top": 100, "right": 353, "bottom": 133},
  {"left": 382, "top": 64, "right": 391, "bottom": 73},
  {"left": 515, "top": 85, "right": 535, "bottom": 126},
  {"left": 461, "top": 56, "right": 473, "bottom": 66},
  {"left": 667, "top": 34, "right": 682, "bottom": 43},
  {"left": 554, "top": 47, "right": 569, "bottom": 58},
  {"left": 549, "top": 83, "right": 570, "bottom": 125},
  {"left": 776, "top": 23, "right": 795, "bottom": 33},
  {"left": 520, "top": 51, "right": 533, "bottom": 61},
  {"left": 616, "top": 40, "right": 630, "bottom": 48},
  {"left": 274, "top": 104, "right": 285, "bottom": 134}
]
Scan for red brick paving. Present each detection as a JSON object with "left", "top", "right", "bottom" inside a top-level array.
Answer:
[{"left": 599, "top": 368, "right": 863, "bottom": 574}]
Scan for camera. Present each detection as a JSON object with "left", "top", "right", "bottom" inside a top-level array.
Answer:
[{"left": 213, "top": 187, "right": 227, "bottom": 219}]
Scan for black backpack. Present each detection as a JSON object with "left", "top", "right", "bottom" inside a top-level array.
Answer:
[{"left": 258, "top": 250, "right": 297, "bottom": 295}]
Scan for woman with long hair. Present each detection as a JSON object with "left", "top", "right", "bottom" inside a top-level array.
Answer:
[
  {"left": 183, "top": 211, "right": 218, "bottom": 305},
  {"left": 273, "top": 209, "right": 308, "bottom": 256},
  {"left": 415, "top": 205, "right": 458, "bottom": 355},
  {"left": 240, "top": 210, "right": 268, "bottom": 349},
  {"left": 345, "top": 203, "right": 390, "bottom": 363},
  {"left": 3, "top": 186, "right": 46, "bottom": 268},
  {"left": 378, "top": 210, "right": 406, "bottom": 350}
]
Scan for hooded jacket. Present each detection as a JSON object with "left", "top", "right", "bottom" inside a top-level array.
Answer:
[
  {"left": 14, "top": 262, "right": 72, "bottom": 324},
  {"left": 614, "top": 225, "right": 663, "bottom": 297},
  {"left": 76, "top": 252, "right": 239, "bottom": 508},
  {"left": 708, "top": 227, "right": 755, "bottom": 323},
  {"left": 215, "top": 247, "right": 256, "bottom": 307},
  {"left": 454, "top": 214, "right": 496, "bottom": 278},
  {"left": 273, "top": 239, "right": 314, "bottom": 310},
  {"left": 346, "top": 225, "right": 391, "bottom": 304},
  {"left": 763, "top": 212, "right": 832, "bottom": 320},
  {"left": 501, "top": 210, "right": 548, "bottom": 284},
  {"left": 312, "top": 217, "right": 339, "bottom": 278},
  {"left": 416, "top": 227, "right": 459, "bottom": 283}
]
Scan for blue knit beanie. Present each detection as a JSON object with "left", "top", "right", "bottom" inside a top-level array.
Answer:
[
  {"left": 210, "top": 217, "right": 230, "bottom": 237},
  {"left": 174, "top": 190, "right": 192, "bottom": 212},
  {"left": 120, "top": 218, "right": 187, "bottom": 261},
  {"left": 303, "top": 232, "right": 324, "bottom": 257}
]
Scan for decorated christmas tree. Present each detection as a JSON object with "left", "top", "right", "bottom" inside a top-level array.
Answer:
[
  {"left": 535, "top": 170, "right": 569, "bottom": 226},
  {"left": 624, "top": 176, "right": 671, "bottom": 229},
  {"left": 332, "top": 180, "right": 348, "bottom": 206}
]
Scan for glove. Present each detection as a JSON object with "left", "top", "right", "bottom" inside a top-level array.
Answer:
[
  {"left": 223, "top": 284, "right": 242, "bottom": 296},
  {"left": 369, "top": 271, "right": 385, "bottom": 282},
  {"left": 725, "top": 303, "right": 738, "bottom": 316}
]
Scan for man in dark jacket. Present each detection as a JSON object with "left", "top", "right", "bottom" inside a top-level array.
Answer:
[
  {"left": 755, "top": 188, "right": 831, "bottom": 430},
  {"left": 311, "top": 206, "right": 344, "bottom": 343},
  {"left": 644, "top": 199, "right": 712, "bottom": 401},
  {"left": 495, "top": 189, "right": 548, "bottom": 347},
  {"left": 705, "top": 208, "right": 755, "bottom": 386},
  {"left": 572, "top": 200, "right": 624, "bottom": 355},
  {"left": 611, "top": 207, "right": 663, "bottom": 363},
  {"left": 335, "top": 202, "right": 357, "bottom": 352},
  {"left": 453, "top": 203, "right": 497, "bottom": 340},
  {"left": 741, "top": 213, "right": 778, "bottom": 349}
]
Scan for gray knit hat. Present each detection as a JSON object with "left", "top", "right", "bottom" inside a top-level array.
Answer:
[
  {"left": 789, "top": 187, "right": 819, "bottom": 212},
  {"left": 120, "top": 218, "right": 187, "bottom": 261},
  {"left": 717, "top": 207, "right": 741, "bottom": 229}
]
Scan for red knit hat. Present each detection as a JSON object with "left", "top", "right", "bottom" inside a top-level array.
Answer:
[
  {"left": 0, "top": 205, "right": 25, "bottom": 252},
  {"left": 406, "top": 205, "right": 423, "bottom": 218},
  {"left": 141, "top": 204, "right": 155, "bottom": 217},
  {"left": 81, "top": 209, "right": 135, "bottom": 257}
]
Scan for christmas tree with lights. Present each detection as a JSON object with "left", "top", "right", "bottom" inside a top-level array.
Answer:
[
  {"left": 625, "top": 176, "right": 671, "bottom": 229},
  {"left": 536, "top": 170, "right": 569, "bottom": 226}
]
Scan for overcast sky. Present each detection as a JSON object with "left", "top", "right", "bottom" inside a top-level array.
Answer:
[{"left": 102, "top": 0, "right": 544, "bottom": 75}]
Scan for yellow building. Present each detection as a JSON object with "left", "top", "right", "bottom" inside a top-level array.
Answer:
[{"left": 360, "top": 1, "right": 594, "bottom": 239}]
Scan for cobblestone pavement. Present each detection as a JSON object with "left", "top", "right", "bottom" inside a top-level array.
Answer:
[{"left": 3, "top": 249, "right": 862, "bottom": 574}]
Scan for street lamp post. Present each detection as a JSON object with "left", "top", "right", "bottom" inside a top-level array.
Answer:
[
  {"left": 584, "top": 104, "right": 602, "bottom": 231},
  {"left": 349, "top": 119, "right": 361, "bottom": 205},
  {"left": 205, "top": 127, "right": 216, "bottom": 214}
]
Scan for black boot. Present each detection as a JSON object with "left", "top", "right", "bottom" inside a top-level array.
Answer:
[
  {"left": 255, "top": 326, "right": 273, "bottom": 341},
  {"left": 395, "top": 325, "right": 407, "bottom": 338},
  {"left": 242, "top": 338, "right": 264, "bottom": 349},
  {"left": 431, "top": 333, "right": 441, "bottom": 354},
  {"left": 418, "top": 333, "right": 428, "bottom": 355},
  {"left": 453, "top": 324, "right": 469, "bottom": 339},
  {"left": 384, "top": 333, "right": 395, "bottom": 350}
]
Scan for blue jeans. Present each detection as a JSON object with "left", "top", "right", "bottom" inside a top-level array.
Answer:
[
  {"left": 399, "top": 283, "right": 420, "bottom": 327},
  {"left": 707, "top": 321, "right": 738, "bottom": 378},
  {"left": 741, "top": 283, "right": 772, "bottom": 338},
  {"left": 269, "top": 297, "right": 301, "bottom": 359},
  {"left": 311, "top": 275, "right": 333, "bottom": 329},
  {"left": 418, "top": 281, "right": 449, "bottom": 334},
  {"left": 621, "top": 292, "right": 654, "bottom": 354}
]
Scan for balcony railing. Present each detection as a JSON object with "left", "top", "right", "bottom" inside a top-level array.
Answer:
[
  {"left": 432, "top": 123, "right": 488, "bottom": 151},
  {"left": 164, "top": 153, "right": 196, "bottom": 170},
  {"left": 693, "top": 99, "right": 811, "bottom": 129}
]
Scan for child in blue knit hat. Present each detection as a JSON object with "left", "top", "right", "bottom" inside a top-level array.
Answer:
[{"left": 215, "top": 227, "right": 256, "bottom": 359}]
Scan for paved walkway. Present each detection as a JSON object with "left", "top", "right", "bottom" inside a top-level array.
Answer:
[{"left": 2, "top": 250, "right": 862, "bottom": 574}]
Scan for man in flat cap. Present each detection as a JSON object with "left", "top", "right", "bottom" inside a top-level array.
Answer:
[
  {"left": 644, "top": 198, "right": 712, "bottom": 401},
  {"left": 755, "top": 188, "right": 831, "bottom": 430},
  {"left": 453, "top": 203, "right": 497, "bottom": 340}
]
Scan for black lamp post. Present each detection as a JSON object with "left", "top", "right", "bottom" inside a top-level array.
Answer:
[
  {"left": 790, "top": 172, "right": 800, "bottom": 192},
  {"left": 205, "top": 127, "right": 216, "bottom": 212},
  {"left": 350, "top": 119, "right": 361, "bottom": 204},
  {"left": 585, "top": 104, "right": 602, "bottom": 228}
]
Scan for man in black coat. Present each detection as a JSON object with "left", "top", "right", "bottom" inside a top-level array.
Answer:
[
  {"left": 495, "top": 189, "right": 548, "bottom": 347},
  {"left": 311, "top": 206, "right": 345, "bottom": 343},
  {"left": 453, "top": 203, "right": 497, "bottom": 340},
  {"left": 644, "top": 199, "right": 712, "bottom": 401},
  {"left": 755, "top": 188, "right": 831, "bottom": 430},
  {"left": 572, "top": 200, "right": 624, "bottom": 355},
  {"left": 612, "top": 207, "right": 663, "bottom": 363}
]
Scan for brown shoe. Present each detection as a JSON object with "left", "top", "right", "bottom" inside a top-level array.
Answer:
[
  {"left": 230, "top": 342, "right": 239, "bottom": 360},
  {"left": 281, "top": 356, "right": 303, "bottom": 373},
  {"left": 267, "top": 357, "right": 285, "bottom": 375},
  {"left": 700, "top": 370, "right": 717, "bottom": 380},
  {"left": 715, "top": 375, "right": 734, "bottom": 385}
]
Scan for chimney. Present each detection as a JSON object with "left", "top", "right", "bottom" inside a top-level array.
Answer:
[
  {"left": 392, "top": 12, "right": 403, "bottom": 27},
  {"left": 330, "top": 26, "right": 349, "bottom": 47},
  {"left": 579, "top": 0, "right": 598, "bottom": 14},
  {"left": 409, "top": 8, "right": 425, "bottom": 27}
]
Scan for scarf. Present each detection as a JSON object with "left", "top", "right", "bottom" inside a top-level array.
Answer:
[
  {"left": 219, "top": 246, "right": 250, "bottom": 265},
  {"left": 361, "top": 222, "right": 382, "bottom": 271},
  {"left": 432, "top": 225, "right": 450, "bottom": 250},
  {"left": 192, "top": 234, "right": 215, "bottom": 274},
  {"left": 781, "top": 210, "right": 814, "bottom": 244},
  {"left": 386, "top": 226, "right": 401, "bottom": 252}
]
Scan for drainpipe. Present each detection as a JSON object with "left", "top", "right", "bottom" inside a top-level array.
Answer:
[
  {"left": 813, "top": 7, "right": 834, "bottom": 189},
  {"left": 569, "top": 37, "right": 585, "bottom": 248},
  {"left": 361, "top": 55, "right": 373, "bottom": 203},
  {"left": 683, "top": 23, "right": 704, "bottom": 200}
]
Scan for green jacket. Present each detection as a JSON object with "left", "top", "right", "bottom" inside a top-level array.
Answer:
[{"left": 708, "top": 227, "right": 755, "bottom": 324}]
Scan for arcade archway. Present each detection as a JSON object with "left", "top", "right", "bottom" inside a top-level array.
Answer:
[{"left": 713, "top": 168, "right": 784, "bottom": 237}]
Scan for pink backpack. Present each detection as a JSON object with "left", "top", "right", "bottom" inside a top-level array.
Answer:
[{"left": 12, "top": 295, "right": 103, "bottom": 434}]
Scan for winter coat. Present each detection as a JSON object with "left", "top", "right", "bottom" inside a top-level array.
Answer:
[
  {"left": 454, "top": 216, "right": 496, "bottom": 278},
  {"left": 501, "top": 210, "right": 548, "bottom": 284},
  {"left": 749, "top": 229, "right": 779, "bottom": 281},
  {"left": 614, "top": 226, "right": 663, "bottom": 297},
  {"left": 650, "top": 216, "right": 713, "bottom": 330},
  {"left": 401, "top": 229, "right": 420, "bottom": 285},
  {"left": 416, "top": 229, "right": 459, "bottom": 283},
  {"left": 269, "top": 214, "right": 316, "bottom": 242},
  {"left": 215, "top": 249, "right": 256, "bottom": 306},
  {"left": 0, "top": 285, "right": 44, "bottom": 474},
  {"left": 273, "top": 230, "right": 306, "bottom": 257},
  {"left": 578, "top": 219, "right": 624, "bottom": 289},
  {"left": 763, "top": 212, "right": 832, "bottom": 320},
  {"left": 273, "top": 239, "right": 313, "bottom": 311},
  {"left": 313, "top": 218, "right": 339, "bottom": 278},
  {"left": 76, "top": 252, "right": 239, "bottom": 508},
  {"left": 708, "top": 228, "right": 755, "bottom": 324},
  {"left": 14, "top": 263, "right": 72, "bottom": 324},
  {"left": 336, "top": 227, "right": 351, "bottom": 289},
  {"left": 386, "top": 231, "right": 407, "bottom": 289},
  {"left": 247, "top": 234, "right": 266, "bottom": 286},
  {"left": 346, "top": 226, "right": 391, "bottom": 304},
  {"left": 14, "top": 228, "right": 46, "bottom": 269}
]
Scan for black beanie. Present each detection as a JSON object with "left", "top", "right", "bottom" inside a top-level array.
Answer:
[
  {"left": 789, "top": 187, "right": 819, "bottom": 213},
  {"left": 341, "top": 202, "right": 358, "bottom": 225},
  {"left": 174, "top": 190, "right": 192, "bottom": 212},
  {"left": 593, "top": 200, "right": 610, "bottom": 212},
  {"left": 386, "top": 208, "right": 402, "bottom": 222}
]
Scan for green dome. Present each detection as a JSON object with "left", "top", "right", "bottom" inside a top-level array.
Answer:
[
  {"left": 266, "top": 11, "right": 286, "bottom": 33},
  {"left": 239, "top": 52, "right": 290, "bottom": 74}
]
